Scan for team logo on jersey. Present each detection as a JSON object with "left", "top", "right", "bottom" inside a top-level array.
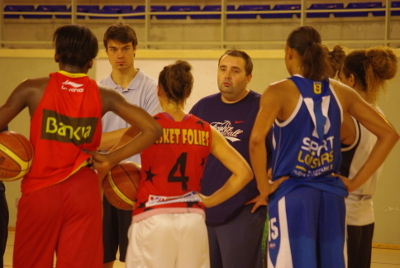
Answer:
[
  {"left": 313, "top": 81, "right": 322, "bottom": 94},
  {"left": 295, "top": 135, "right": 335, "bottom": 176},
  {"left": 303, "top": 95, "right": 332, "bottom": 139},
  {"left": 295, "top": 94, "right": 337, "bottom": 176},
  {"left": 210, "top": 120, "right": 243, "bottom": 142},
  {"left": 41, "top": 109, "right": 98, "bottom": 145},
  {"left": 61, "top": 80, "right": 84, "bottom": 93}
]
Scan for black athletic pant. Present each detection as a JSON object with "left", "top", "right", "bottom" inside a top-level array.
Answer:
[
  {"left": 0, "top": 182, "right": 9, "bottom": 268},
  {"left": 347, "top": 223, "right": 375, "bottom": 268}
]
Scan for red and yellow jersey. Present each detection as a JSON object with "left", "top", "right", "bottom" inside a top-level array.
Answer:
[
  {"left": 23, "top": 71, "right": 102, "bottom": 194},
  {"left": 133, "top": 112, "right": 212, "bottom": 219}
]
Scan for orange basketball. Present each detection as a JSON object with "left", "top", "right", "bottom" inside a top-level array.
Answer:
[
  {"left": 103, "top": 161, "right": 141, "bottom": 210},
  {"left": 0, "top": 131, "right": 34, "bottom": 181}
]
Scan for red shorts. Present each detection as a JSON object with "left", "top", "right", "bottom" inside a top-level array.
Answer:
[{"left": 13, "top": 167, "right": 103, "bottom": 268}]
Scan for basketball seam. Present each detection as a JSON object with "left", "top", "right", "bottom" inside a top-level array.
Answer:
[
  {"left": 0, "top": 131, "right": 33, "bottom": 181},
  {"left": 107, "top": 173, "right": 135, "bottom": 206},
  {"left": 0, "top": 171, "right": 27, "bottom": 181},
  {"left": 11, "top": 132, "right": 33, "bottom": 163},
  {"left": 121, "top": 165, "right": 139, "bottom": 191},
  {"left": 0, "top": 144, "right": 30, "bottom": 170}
]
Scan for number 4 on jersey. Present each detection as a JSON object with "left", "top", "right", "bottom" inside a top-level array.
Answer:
[{"left": 168, "top": 152, "right": 189, "bottom": 190}]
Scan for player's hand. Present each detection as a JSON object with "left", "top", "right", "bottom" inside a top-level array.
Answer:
[
  {"left": 85, "top": 151, "right": 114, "bottom": 184},
  {"left": 332, "top": 173, "right": 354, "bottom": 192},
  {"left": 247, "top": 168, "right": 272, "bottom": 212},
  {"left": 269, "top": 175, "right": 289, "bottom": 195},
  {"left": 247, "top": 169, "right": 289, "bottom": 213},
  {"left": 198, "top": 192, "right": 223, "bottom": 208},
  {"left": 247, "top": 194, "right": 268, "bottom": 213},
  {"left": 198, "top": 193, "right": 211, "bottom": 207},
  {"left": 247, "top": 175, "right": 289, "bottom": 212}
]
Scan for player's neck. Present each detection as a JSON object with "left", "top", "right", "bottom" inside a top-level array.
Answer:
[
  {"left": 60, "top": 65, "right": 89, "bottom": 75},
  {"left": 162, "top": 102, "right": 186, "bottom": 121},
  {"left": 356, "top": 88, "right": 375, "bottom": 105},
  {"left": 111, "top": 67, "right": 138, "bottom": 90}
]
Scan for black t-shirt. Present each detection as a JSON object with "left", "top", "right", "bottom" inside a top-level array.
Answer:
[{"left": 0, "top": 125, "right": 8, "bottom": 193}]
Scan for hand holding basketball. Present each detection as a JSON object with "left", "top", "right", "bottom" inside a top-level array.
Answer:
[{"left": 0, "top": 131, "right": 34, "bottom": 181}]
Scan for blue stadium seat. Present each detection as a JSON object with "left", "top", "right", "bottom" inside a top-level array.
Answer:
[
  {"left": 4, "top": 5, "right": 34, "bottom": 19},
  {"left": 88, "top": 10, "right": 119, "bottom": 19},
  {"left": 55, "top": 5, "right": 100, "bottom": 19},
  {"left": 228, "top": 5, "right": 270, "bottom": 19},
  {"left": 78, "top": 5, "right": 100, "bottom": 19},
  {"left": 55, "top": 7, "right": 71, "bottom": 19},
  {"left": 78, "top": 5, "right": 100, "bottom": 12},
  {"left": 88, "top": 5, "right": 132, "bottom": 19},
  {"left": 102, "top": 5, "right": 133, "bottom": 12},
  {"left": 334, "top": 2, "right": 382, "bottom": 17},
  {"left": 392, "top": 1, "right": 400, "bottom": 16},
  {"left": 121, "top": 8, "right": 143, "bottom": 19},
  {"left": 190, "top": 5, "right": 235, "bottom": 19},
  {"left": 155, "top": 5, "right": 201, "bottom": 19},
  {"left": 121, "top": 5, "right": 166, "bottom": 19},
  {"left": 260, "top": 4, "right": 300, "bottom": 19},
  {"left": 307, "top": 3, "right": 344, "bottom": 18},
  {"left": 23, "top": 5, "right": 68, "bottom": 19},
  {"left": 372, "top": 1, "right": 400, "bottom": 16},
  {"left": 133, "top": 5, "right": 167, "bottom": 12}
]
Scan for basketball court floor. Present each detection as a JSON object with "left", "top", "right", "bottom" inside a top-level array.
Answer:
[{"left": 3, "top": 230, "right": 400, "bottom": 267}]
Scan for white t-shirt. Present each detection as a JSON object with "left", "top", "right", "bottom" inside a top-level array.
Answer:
[{"left": 100, "top": 68, "right": 162, "bottom": 164}]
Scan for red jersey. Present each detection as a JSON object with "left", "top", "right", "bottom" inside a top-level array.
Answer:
[
  {"left": 133, "top": 113, "right": 212, "bottom": 221},
  {"left": 23, "top": 71, "right": 102, "bottom": 194}
]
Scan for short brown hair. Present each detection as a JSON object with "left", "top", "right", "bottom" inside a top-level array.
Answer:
[
  {"left": 103, "top": 22, "right": 138, "bottom": 50},
  {"left": 218, "top": 50, "right": 253, "bottom": 76}
]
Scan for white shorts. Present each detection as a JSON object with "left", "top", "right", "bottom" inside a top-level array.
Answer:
[{"left": 126, "top": 213, "right": 210, "bottom": 268}]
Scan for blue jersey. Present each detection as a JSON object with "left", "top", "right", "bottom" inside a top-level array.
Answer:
[{"left": 269, "top": 75, "right": 347, "bottom": 207}]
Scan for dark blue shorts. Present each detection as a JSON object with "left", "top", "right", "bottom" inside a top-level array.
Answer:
[{"left": 268, "top": 186, "right": 346, "bottom": 268}]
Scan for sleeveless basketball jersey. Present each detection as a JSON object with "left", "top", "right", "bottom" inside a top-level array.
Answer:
[
  {"left": 23, "top": 71, "right": 102, "bottom": 194},
  {"left": 269, "top": 75, "right": 347, "bottom": 206},
  {"left": 341, "top": 111, "right": 383, "bottom": 225},
  {"left": 340, "top": 117, "right": 362, "bottom": 179},
  {"left": 133, "top": 113, "right": 212, "bottom": 221}
]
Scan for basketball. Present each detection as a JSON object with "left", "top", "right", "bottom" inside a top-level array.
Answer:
[
  {"left": 0, "top": 131, "right": 34, "bottom": 181},
  {"left": 103, "top": 161, "right": 141, "bottom": 210}
]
